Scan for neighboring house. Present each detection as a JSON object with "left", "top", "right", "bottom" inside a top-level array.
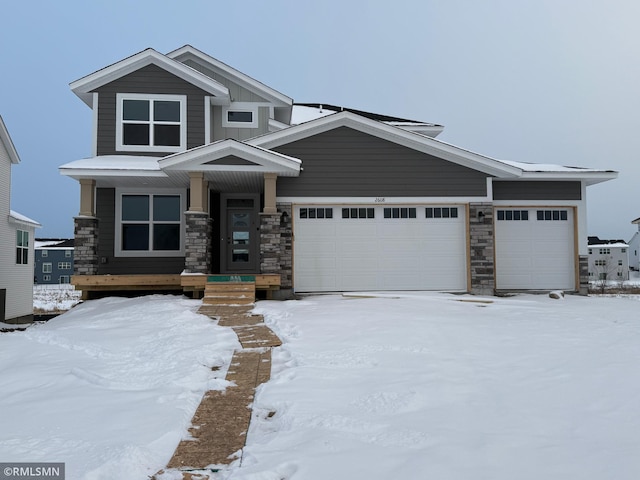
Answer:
[
  {"left": 59, "top": 45, "right": 617, "bottom": 297},
  {"left": 0, "top": 116, "right": 40, "bottom": 322},
  {"left": 587, "top": 236, "right": 629, "bottom": 281},
  {"left": 629, "top": 217, "right": 640, "bottom": 271},
  {"left": 34, "top": 239, "right": 74, "bottom": 284}
]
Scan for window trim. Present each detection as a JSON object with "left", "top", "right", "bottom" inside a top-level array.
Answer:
[
  {"left": 115, "top": 93, "right": 187, "bottom": 153},
  {"left": 42, "top": 262, "right": 52, "bottom": 273},
  {"left": 16, "top": 230, "right": 29, "bottom": 265},
  {"left": 222, "top": 103, "right": 259, "bottom": 128},
  {"left": 115, "top": 188, "right": 186, "bottom": 257}
]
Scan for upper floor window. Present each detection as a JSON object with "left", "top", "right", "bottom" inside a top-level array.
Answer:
[
  {"left": 222, "top": 103, "right": 259, "bottom": 128},
  {"left": 16, "top": 230, "right": 29, "bottom": 265},
  {"left": 65, "top": 250, "right": 72, "bottom": 258},
  {"left": 41, "top": 249, "right": 48, "bottom": 257},
  {"left": 116, "top": 93, "right": 187, "bottom": 153}
]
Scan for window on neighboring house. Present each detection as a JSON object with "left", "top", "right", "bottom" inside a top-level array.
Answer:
[
  {"left": 16, "top": 230, "right": 29, "bottom": 265},
  {"left": 116, "top": 94, "right": 186, "bottom": 152},
  {"left": 222, "top": 104, "right": 259, "bottom": 128},
  {"left": 43, "top": 263, "right": 52, "bottom": 273},
  {"left": 621, "top": 248, "right": 626, "bottom": 253},
  {"left": 59, "top": 276, "right": 70, "bottom": 284},
  {"left": 588, "top": 249, "right": 592, "bottom": 254},
  {"left": 43, "top": 275, "right": 51, "bottom": 282},
  {"left": 115, "top": 191, "right": 184, "bottom": 256},
  {"left": 595, "top": 259, "right": 607, "bottom": 267},
  {"left": 65, "top": 250, "right": 72, "bottom": 258},
  {"left": 58, "top": 262, "right": 71, "bottom": 270},
  {"left": 599, "top": 248, "right": 610, "bottom": 255},
  {"left": 41, "top": 250, "right": 48, "bottom": 257},
  {"left": 618, "top": 260, "right": 623, "bottom": 266}
]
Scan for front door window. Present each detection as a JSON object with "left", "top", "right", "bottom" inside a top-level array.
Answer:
[{"left": 225, "top": 206, "right": 256, "bottom": 272}]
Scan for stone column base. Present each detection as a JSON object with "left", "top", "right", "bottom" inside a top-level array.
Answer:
[
  {"left": 74, "top": 216, "right": 99, "bottom": 276},
  {"left": 185, "top": 212, "right": 212, "bottom": 274}
]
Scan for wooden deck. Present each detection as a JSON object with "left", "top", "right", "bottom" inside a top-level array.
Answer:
[{"left": 72, "top": 274, "right": 281, "bottom": 300}]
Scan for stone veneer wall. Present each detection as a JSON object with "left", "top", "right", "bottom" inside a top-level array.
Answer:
[
  {"left": 578, "top": 254, "right": 589, "bottom": 295},
  {"left": 259, "top": 203, "right": 293, "bottom": 290},
  {"left": 469, "top": 203, "right": 495, "bottom": 295},
  {"left": 184, "top": 212, "right": 212, "bottom": 274},
  {"left": 74, "top": 216, "right": 99, "bottom": 275},
  {"left": 277, "top": 203, "right": 293, "bottom": 289}
]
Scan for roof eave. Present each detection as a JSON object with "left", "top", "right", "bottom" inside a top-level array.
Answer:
[
  {"left": 518, "top": 170, "right": 618, "bottom": 186},
  {"left": 0, "top": 116, "right": 21, "bottom": 164}
]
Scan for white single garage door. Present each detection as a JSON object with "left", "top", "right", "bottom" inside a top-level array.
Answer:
[
  {"left": 494, "top": 208, "right": 575, "bottom": 290},
  {"left": 293, "top": 205, "right": 467, "bottom": 292}
]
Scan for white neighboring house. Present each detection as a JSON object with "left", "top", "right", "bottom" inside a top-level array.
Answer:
[
  {"left": 587, "top": 238, "right": 630, "bottom": 282},
  {"left": 629, "top": 217, "right": 640, "bottom": 271},
  {"left": 0, "top": 115, "right": 40, "bottom": 323}
]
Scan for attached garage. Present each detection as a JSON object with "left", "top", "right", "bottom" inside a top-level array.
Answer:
[
  {"left": 494, "top": 207, "right": 576, "bottom": 290},
  {"left": 293, "top": 204, "right": 468, "bottom": 292}
]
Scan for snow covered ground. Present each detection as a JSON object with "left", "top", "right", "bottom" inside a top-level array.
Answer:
[
  {"left": 33, "top": 284, "right": 82, "bottom": 313},
  {"left": 1, "top": 292, "right": 639, "bottom": 479}
]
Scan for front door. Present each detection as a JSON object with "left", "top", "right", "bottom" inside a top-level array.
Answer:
[{"left": 221, "top": 194, "right": 259, "bottom": 273}]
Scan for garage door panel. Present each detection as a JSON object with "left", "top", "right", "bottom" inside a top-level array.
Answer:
[
  {"left": 495, "top": 208, "right": 574, "bottom": 290},
  {"left": 294, "top": 205, "right": 467, "bottom": 292}
]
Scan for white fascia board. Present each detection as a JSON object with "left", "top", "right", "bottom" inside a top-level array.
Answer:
[
  {"left": 0, "top": 115, "right": 20, "bottom": 164},
  {"left": 9, "top": 210, "right": 41, "bottom": 228},
  {"left": 159, "top": 139, "right": 301, "bottom": 174},
  {"left": 518, "top": 170, "right": 618, "bottom": 186},
  {"left": 268, "top": 118, "right": 290, "bottom": 132},
  {"left": 277, "top": 196, "right": 492, "bottom": 204},
  {"left": 167, "top": 45, "right": 293, "bottom": 107},
  {"left": 70, "top": 48, "right": 230, "bottom": 107},
  {"left": 59, "top": 168, "right": 168, "bottom": 180},
  {"left": 249, "top": 111, "right": 523, "bottom": 178}
]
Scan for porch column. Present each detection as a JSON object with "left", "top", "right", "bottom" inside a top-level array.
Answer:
[
  {"left": 75, "top": 178, "right": 99, "bottom": 276},
  {"left": 189, "top": 171, "right": 208, "bottom": 213},
  {"left": 79, "top": 178, "right": 96, "bottom": 216},
  {"left": 263, "top": 173, "right": 277, "bottom": 214}
]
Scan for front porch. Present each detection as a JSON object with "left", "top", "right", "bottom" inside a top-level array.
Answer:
[{"left": 72, "top": 273, "right": 281, "bottom": 300}]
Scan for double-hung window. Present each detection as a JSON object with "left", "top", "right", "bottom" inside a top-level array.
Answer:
[
  {"left": 16, "top": 230, "right": 29, "bottom": 265},
  {"left": 115, "top": 190, "right": 185, "bottom": 257},
  {"left": 116, "top": 93, "right": 186, "bottom": 152}
]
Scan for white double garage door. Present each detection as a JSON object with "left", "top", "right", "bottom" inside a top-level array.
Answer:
[{"left": 293, "top": 204, "right": 575, "bottom": 292}]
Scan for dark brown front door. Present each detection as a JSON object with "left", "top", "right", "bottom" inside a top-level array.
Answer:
[{"left": 221, "top": 194, "right": 259, "bottom": 273}]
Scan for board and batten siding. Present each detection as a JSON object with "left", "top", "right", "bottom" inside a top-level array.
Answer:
[
  {"left": 0, "top": 141, "right": 34, "bottom": 321},
  {"left": 94, "top": 64, "right": 209, "bottom": 156},
  {"left": 211, "top": 105, "right": 271, "bottom": 142},
  {"left": 492, "top": 181, "right": 582, "bottom": 200},
  {"left": 96, "top": 188, "right": 184, "bottom": 274},
  {"left": 273, "top": 127, "right": 489, "bottom": 197}
]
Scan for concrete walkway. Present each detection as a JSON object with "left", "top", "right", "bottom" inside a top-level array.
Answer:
[{"left": 156, "top": 303, "right": 281, "bottom": 479}]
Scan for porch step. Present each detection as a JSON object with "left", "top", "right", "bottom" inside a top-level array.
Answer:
[{"left": 202, "top": 282, "right": 256, "bottom": 306}]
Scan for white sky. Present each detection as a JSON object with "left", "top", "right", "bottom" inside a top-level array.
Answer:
[{"left": 1, "top": 0, "right": 638, "bottom": 239}]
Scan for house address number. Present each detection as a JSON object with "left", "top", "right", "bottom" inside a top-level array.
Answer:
[{"left": 374, "top": 197, "right": 386, "bottom": 203}]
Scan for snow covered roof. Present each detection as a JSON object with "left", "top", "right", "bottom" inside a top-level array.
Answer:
[
  {"left": 589, "top": 242, "right": 629, "bottom": 248},
  {"left": 292, "top": 104, "right": 444, "bottom": 138},
  {"left": 9, "top": 210, "right": 41, "bottom": 228},
  {"left": 35, "top": 239, "right": 74, "bottom": 249}
]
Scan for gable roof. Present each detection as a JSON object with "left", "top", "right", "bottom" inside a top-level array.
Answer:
[
  {"left": 159, "top": 138, "right": 301, "bottom": 176},
  {"left": 9, "top": 210, "right": 40, "bottom": 228},
  {"left": 167, "top": 45, "right": 292, "bottom": 107},
  {"left": 70, "top": 48, "right": 230, "bottom": 107},
  {"left": 0, "top": 115, "right": 20, "bottom": 164},
  {"left": 248, "top": 110, "right": 617, "bottom": 185}
]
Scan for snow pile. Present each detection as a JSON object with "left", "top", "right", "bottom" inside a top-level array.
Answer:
[
  {"left": 240, "top": 293, "right": 640, "bottom": 480},
  {"left": 0, "top": 295, "right": 239, "bottom": 479}
]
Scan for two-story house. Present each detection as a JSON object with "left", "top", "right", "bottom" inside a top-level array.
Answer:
[
  {"left": 0, "top": 115, "right": 40, "bottom": 323},
  {"left": 587, "top": 237, "right": 630, "bottom": 282},
  {"left": 60, "top": 46, "right": 617, "bottom": 298},
  {"left": 629, "top": 217, "right": 640, "bottom": 272},
  {"left": 34, "top": 239, "right": 75, "bottom": 285}
]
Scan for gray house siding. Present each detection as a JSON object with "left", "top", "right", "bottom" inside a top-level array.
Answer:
[
  {"left": 492, "top": 181, "right": 582, "bottom": 200},
  {"left": 211, "top": 105, "right": 271, "bottom": 142},
  {"left": 273, "top": 127, "right": 489, "bottom": 197},
  {"left": 95, "top": 188, "right": 184, "bottom": 274},
  {"left": 94, "top": 64, "right": 209, "bottom": 156}
]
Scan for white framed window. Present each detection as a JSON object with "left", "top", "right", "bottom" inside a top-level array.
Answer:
[
  {"left": 41, "top": 250, "right": 48, "bottom": 257},
  {"left": 599, "top": 248, "right": 610, "bottom": 255},
  {"left": 116, "top": 93, "right": 187, "bottom": 153},
  {"left": 115, "top": 189, "right": 186, "bottom": 257},
  {"left": 43, "top": 275, "right": 51, "bottom": 282},
  {"left": 59, "top": 275, "right": 70, "bottom": 284},
  {"left": 58, "top": 262, "right": 72, "bottom": 270},
  {"left": 65, "top": 250, "right": 72, "bottom": 258},
  {"left": 16, "top": 230, "right": 29, "bottom": 265},
  {"left": 222, "top": 103, "right": 259, "bottom": 128},
  {"left": 43, "top": 262, "right": 52, "bottom": 273}
]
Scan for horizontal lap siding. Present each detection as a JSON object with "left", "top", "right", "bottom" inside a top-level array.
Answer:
[
  {"left": 95, "top": 64, "right": 208, "bottom": 156},
  {"left": 96, "top": 188, "right": 184, "bottom": 274},
  {"left": 274, "top": 127, "right": 488, "bottom": 197},
  {"left": 493, "top": 181, "right": 581, "bottom": 200}
]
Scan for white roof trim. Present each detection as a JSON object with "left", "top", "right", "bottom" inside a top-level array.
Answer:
[
  {"left": 70, "top": 48, "right": 230, "bottom": 107},
  {"left": 167, "top": 45, "right": 293, "bottom": 107},
  {"left": 0, "top": 115, "right": 20, "bottom": 164},
  {"left": 9, "top": 210, "right": 41, "bottom": 228},
  {"left": 248, "top": 111, "right": 523, "bottom": 178},
  {"left": 159, "top": 139, "right": 301, "bottom": 176}
]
